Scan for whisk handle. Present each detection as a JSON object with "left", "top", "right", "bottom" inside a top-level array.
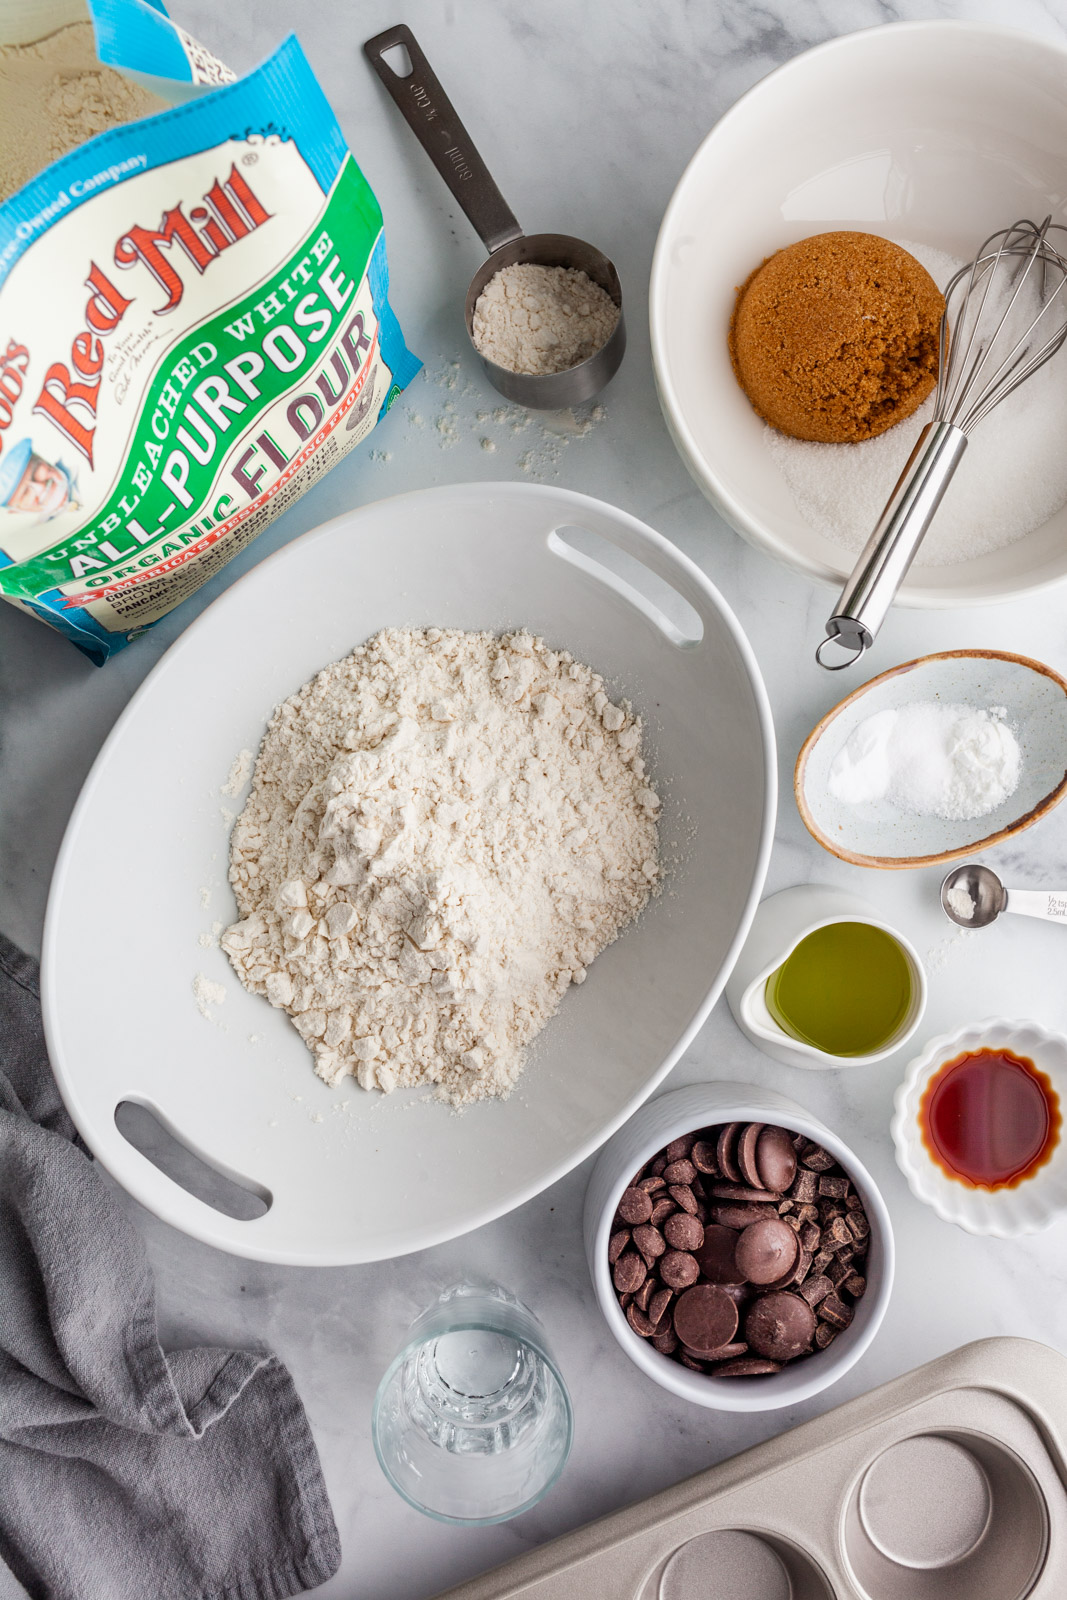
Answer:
[{"left": 816, "top": 420, "right": 969, "bottom": 670}]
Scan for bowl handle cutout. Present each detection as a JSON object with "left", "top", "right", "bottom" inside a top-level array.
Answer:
[
  {"left": 114, "top": 1099, "right": 272, "bottom": 1221},
  {"left": 547, "top": 525, "right": 704, "bottom": 647}
]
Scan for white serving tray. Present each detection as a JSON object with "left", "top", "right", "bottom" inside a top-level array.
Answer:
[{"left": 42, "top": 483, "right": 774, "bottom": 1264}]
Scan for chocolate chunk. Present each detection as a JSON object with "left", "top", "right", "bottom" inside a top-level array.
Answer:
[
  {"left": 818, "top": 1174, "right": 849, "bottom": 1198},
  {"left": 650, "top": 1196, "right": 677, "bottom": 1227},
  {"left": 737, "top": 1122, "right": 766, "bottom": 1188},
  {"left": 781, "top": 1214, "right": 802, "bottom": 1234},
  {"left": 695, "top": 1224, "right": 746, "bottom": 1285},
  {"left": 812, "top": 1248, "right": 834, "bottom": 1275},
  {"left": 777, "top": 1199, "right": 795, "bottom": 1215},
  {"left": 756, "top": 1125, "right": 797, "bottom": 1192},
  {"left": 827, "top": 1258, "right": 851, "bottom": 1288},
  {"left": 660, "top": 1249, "right": 700, "bottom": 1289},
  {"left": 709, "top": 1202, "right": 777, "bottom": 1229},
  {"left": 634, "top": 1277, "right": 656, "bottom": 1313},
  {"left": 691, "top": 1139, "right": 719, "bottom": 1175},
  {"left": 798, "top": 1274, "right": 833, "bottom": 1307},
  {"left": 814, "top": 1323, "right": 838, "bottom": 1350},
  {"left": 638, "top": 1175, "right": 666, "bottom": 1194},
  {"left": 664, "top": 1158, "right": 696, "bottom": 1186},
  {"left": 819, "top": 1292, "right": 853, "bottom": 1329},
  {"left": 790, "top": 1168, "right": 817, "bottom": 1204},
  {"left": 608, "top": 1229, "right": 630, "bottom": 1265},
  {"left": 613, "top": 1252, "right": 647, "bottom": 1293},
  {"left": 688, "top": 1340, "right": 748, "bottom": 1362},
  {"left": 665, "top": 1136, "right": 694, "bottom": 1164},
  {"left": 801, "top": 1145, "right": 835, "bottom": 1172},
  {"left": 790, "top": 1248, "right": 813, "bottom": 1287},
  {"left": 745, "top": 1292, "right": 816, "bottom": 1361},
  {"left": 716, "top": 1121, "right": 744, "bottom": 1183},
  {"left": 713, "top": 1357, "right": 783, "bottom": 1377},
  {"left": 649, "top": 1287, "right": 673, "bottom": 1329},
  {"left": 652, "top": 1327, "right": 678, "bottom": 1355},
  {"left": 799, "top": 1220, "right": 821, "bottom": 1253},
  {"left": 618, "top": 1187, "right": 653, "bottom": 1225},
  {"left": 846, "top": 1191, "right": 864, "bottom": 1211},
  {"left": 759, "top": 1245, "right": 810, "bottom": 1292},
  {"left": 708, "top": 1183, "right": 781, "bottom": 1204},
  {"left": 664, "top": 1211, "right": 704, "bottom": 1251},
  {"left": 842, "top": 1272, "right": 867, "bottom": 1299},
  {"left": 673, "top": 1284, "right": 739, "bottom": 1355},
  {"left": 626, "top": 1304, "right": 656, "bottom": 1337},
  {"left": 837, "top": 1246, "right": 855, "bottom": 1267},
  {"left": 846, "top": 1209, "right": 870, "bottom": 1241},
  {"left": 669, "top": 1184, "right": 699, "bottom": 1214},
  {"left": 825, "top": 1216, "right": 854, "bottom": 1250},
  {"left": 796, "top": 1203, "right": 820, "bottom": 1225},
  {"left": 632, "top": 1223, "right": 666, "bottom": 1261},
  {"left": 818, "top": 1200, "right": 845, "bottom": 1223},
  {"left": 735, "top": 1218, "right": 799, "bottom": 1285}
]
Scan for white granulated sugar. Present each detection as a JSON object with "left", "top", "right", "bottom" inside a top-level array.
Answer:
[
  {"left": 221, "top": 748, "right": 255, "bottom": 798},
  {"left": 765, "top": 241, "right": 1067, "bottom": 566},
  {"left": 222, "top": 628, "right": 660, "bottom": 1107},
  {"left": 472, "top": 264, "right": 620, "bottom": 376},
  {"left": 828, "top": 701, "right": 1021, "bottom": 821},
  {"left": 193, "top": 973, "right": 227, "bottom": 1020}
]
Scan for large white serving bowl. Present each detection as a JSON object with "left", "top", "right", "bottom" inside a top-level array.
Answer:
[
  {"left": 651, "top": 21, "right": 1067, "bottom": 607},
  {"left": 42, "top": 483, "right": 775, "bottom": 1265}
]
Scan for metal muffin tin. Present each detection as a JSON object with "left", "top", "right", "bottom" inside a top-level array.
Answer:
[{"left": 435, "top": 1338, "right": 1067, "bottom": 1599}]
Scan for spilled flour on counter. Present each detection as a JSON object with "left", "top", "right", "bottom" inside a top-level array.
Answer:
[
  {"left": 222, "top": 628, "right": 660, "bottom": 1106},
  {"left": 193, "top": 973, "right": 227, "bottom": 1020}
]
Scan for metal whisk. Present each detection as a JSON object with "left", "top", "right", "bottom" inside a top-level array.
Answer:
[{"left": 817, "top": 218, "right": 1067, "bottom": 670}]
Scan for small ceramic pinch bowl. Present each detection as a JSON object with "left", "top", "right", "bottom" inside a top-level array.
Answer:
[
  {"left": 796, "top": 649, "right": 1067, "bottom": 870},
  {"left": 585, "top": 1083, "right": 894, "bottom": 1411},
  {"left": 892, "top": 1018, "right": 1067, "bottom": 1236},
  {"left": 651, "top": 19, "right": 1067, "bottom": 607}
]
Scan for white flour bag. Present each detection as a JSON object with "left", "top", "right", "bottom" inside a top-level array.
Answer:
[{"left": 0, "top": 0, "right": 420, "bottom": 662}]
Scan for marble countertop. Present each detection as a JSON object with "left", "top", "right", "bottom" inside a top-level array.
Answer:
[{"left": 6, "top": 1, "right": 1067, "bottom": 1595}]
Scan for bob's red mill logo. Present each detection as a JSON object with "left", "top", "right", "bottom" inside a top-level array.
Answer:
[{"left": 0, "top": 163, "right": 270, "bottom": 469}]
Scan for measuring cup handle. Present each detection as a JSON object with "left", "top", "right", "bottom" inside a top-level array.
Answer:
[{"left": 364, "top": 24, "right": 524, "bottom": 256}]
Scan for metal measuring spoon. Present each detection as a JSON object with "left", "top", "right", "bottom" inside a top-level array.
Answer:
[
  {"left": 941, "top": 863, "right": 1067, "bottom": 928},
  {"left": 364, "top": 24, "right": 625, "bottom": 408}
]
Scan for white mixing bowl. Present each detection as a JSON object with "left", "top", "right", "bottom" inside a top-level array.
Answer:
[
  {"left": 651, "top": 20, "right": 1067, "bottom": 608},
  {"left": 43, "top": 483, "right": 775, "bottom": 1264},
  {"left": 585, "top": 1083, "right": 894, "bottom": 1411}
]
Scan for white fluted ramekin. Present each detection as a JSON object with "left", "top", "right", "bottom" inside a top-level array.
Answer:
[
  {"left": 585, "top": 1082, "right": 894, "bottom": 1411},
  {"left": 892, "top": 1018, "right": 1067, "bottom": 1237}
]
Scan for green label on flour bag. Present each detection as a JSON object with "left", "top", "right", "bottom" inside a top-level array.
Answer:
[{"left": 0, "top": 19, "right": 419, "bottom": 662}]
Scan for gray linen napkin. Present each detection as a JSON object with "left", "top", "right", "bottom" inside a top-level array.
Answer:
[{"left": 0, "top": 934, "right": 341, "bottom": 1600}]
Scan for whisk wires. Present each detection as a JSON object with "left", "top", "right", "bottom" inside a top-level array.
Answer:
[{"left": 936, "top": 217, "right": 1067, "bottom": 433}]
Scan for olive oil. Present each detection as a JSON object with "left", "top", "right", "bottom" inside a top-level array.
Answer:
[{"left": 764, "top": 921, "right": 912, "bottom": 1057}]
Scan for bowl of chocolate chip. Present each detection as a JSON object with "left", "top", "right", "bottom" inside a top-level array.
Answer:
[{"left": 585, "top": 1083, "right": 894, "bottom": 1409}]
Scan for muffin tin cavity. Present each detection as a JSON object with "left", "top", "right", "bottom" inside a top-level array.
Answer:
[
  {"left": 649, "top": 1529, "right": 832, "bottom": 1600},
  {"left": 844, "top": 1431, "right": 1047, "bottom": 1599}
]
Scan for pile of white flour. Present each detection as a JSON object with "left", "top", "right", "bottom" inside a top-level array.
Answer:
[
  {"left": 222, "top": 628, "right": 660, "bottom": 1106},
  {"left": 472, "top": 263, "right": 620, "bottom": 376}
]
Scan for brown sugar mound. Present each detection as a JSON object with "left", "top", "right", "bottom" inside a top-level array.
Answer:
[{"left": 729, "top": 232, "right": 944, "bottom": 443}]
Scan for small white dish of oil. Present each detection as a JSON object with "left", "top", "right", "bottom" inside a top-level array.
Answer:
[{"left": 725, "top": 885, "right": 927, "bottom": 1070}]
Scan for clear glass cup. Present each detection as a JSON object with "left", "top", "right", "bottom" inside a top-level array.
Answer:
[{"left": 372, "top": 1282, "right": 573, "bottom": 1524}]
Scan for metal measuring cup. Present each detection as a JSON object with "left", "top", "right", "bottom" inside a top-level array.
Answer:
[{"left": 364, "top": 24, "right": 626, "bottom": 409}]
